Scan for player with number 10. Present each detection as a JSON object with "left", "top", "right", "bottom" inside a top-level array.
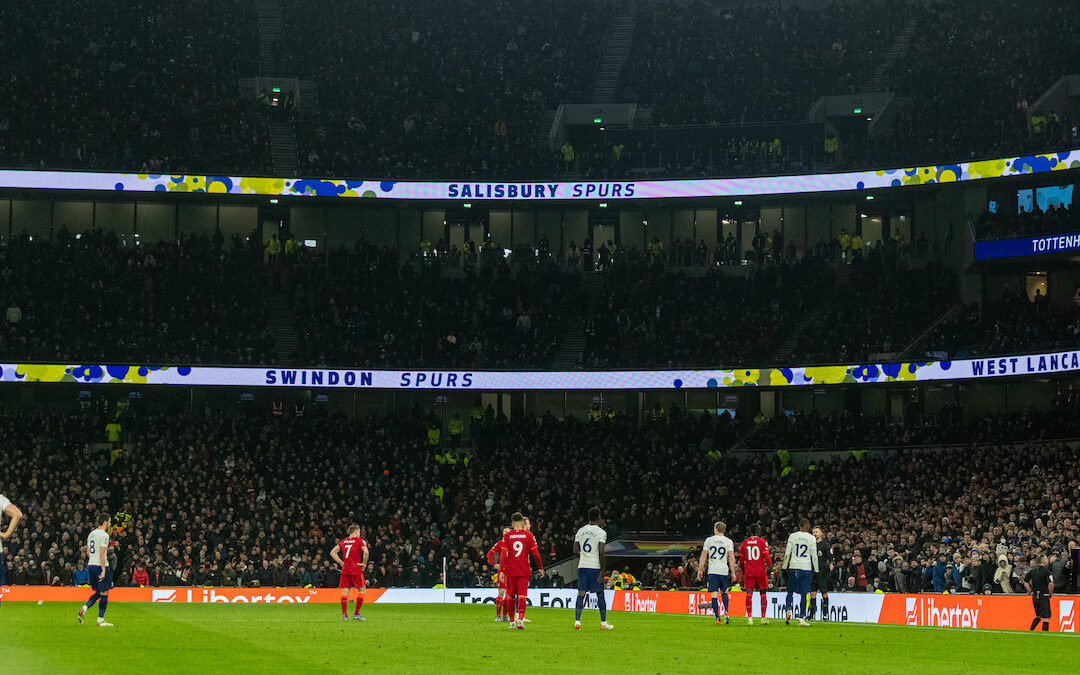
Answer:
[{"left": 738, "top": 523, "right": 773, "bottom": 625}]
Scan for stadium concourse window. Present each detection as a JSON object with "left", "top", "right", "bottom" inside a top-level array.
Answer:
[{"left": 1, "top": 400, "right": 1079, "bottom": 595}]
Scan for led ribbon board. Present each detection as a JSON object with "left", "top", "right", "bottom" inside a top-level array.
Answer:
[
  {"left": 0, "top": 151, "right": 1076, "bottom": 200},
  {"left": 1, "top": 351, "right": 1077, "bottom": 389},
  {"left": 974, "top": 231, "right": 1080, "bottom": 259}
]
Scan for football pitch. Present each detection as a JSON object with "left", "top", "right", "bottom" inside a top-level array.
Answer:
[{"left": 3, "top": 602, "right": 1074, "bottom": 674}]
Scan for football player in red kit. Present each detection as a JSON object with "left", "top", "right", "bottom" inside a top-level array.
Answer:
[
  {"left": 486, "top": 527, "right": 512, "bottom": 622},
  {"left": 501, "top": 512, "right": 544, "bottom": 629},
  {"left": 330, "top": 524, "right": 369, "bottom": 621},
  {"left": 739, "top": 523, "right": 773, "bottom": 625}
]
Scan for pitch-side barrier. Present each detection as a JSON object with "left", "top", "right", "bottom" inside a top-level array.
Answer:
[{"left": 2, "top": 586, "right": 1074, "bottom": 632}]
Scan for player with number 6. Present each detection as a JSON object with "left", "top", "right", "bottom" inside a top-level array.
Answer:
[{"left": 573, "top": 507, "right": 613, "bottom": 630}]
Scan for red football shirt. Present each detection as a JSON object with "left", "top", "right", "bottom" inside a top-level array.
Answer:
[
  {"left": 500, "top": 529, "right": 540, "bottom": 577},
  {"left": 739, "top": 536, "right": 772, "bottom": 577},
  {"left": 486, "top": 540, "right": 507, "bottom": 567},
  {"left": 337, "top": 536, "right": 368, "bottom": 575}
]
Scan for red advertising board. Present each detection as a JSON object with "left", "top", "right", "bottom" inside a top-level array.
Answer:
[{"left": 2, "top": 586, "right": 1075, "bottom": 632}]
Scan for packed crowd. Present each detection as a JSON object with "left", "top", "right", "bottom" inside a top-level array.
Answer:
[
  {"left": 787, "top": 257, "right": 957, "bottom": 364},
  {"left": 583, "top": 257, "right": 827, "bottom": 369},
  {"left": 5, "top": 221, "right": 1071, "bottom": 373},
  {"left": 561, "top": 127, "right": 813, "bottom": 181},
  {"left": 845, "top": 0, "right": 1080, "bottom": 170},
  {"left": 974, "top": 202, "right": 1079, "bottom": 241},
  {"left": 742, "top": 397, "right": 1080, "bottom": 452},
  {"left": 921, "top": 283, "right": 1080, "bottom": 359},
  {"left": 1, "top": 402, "right": 1076, "bottom": 595},
  {"left": 0, "top": 228, "right": 275, "bottom": 365},
  {"left": 287, "top": 243, "right": 583, "bottom": 368},
  {"left": 578, "top": 245, "right": 957, "bottom": 369},
  {"left": 281, "top": 0, "right": 610, "bottom": 180},
  {"left": 619, "top": 1, "right": 897, "bottom": 127},
  {"left": 0, "top": 2, "right": 269, "bottom": 175},
  {"left": 2, "top": 1, "right": 1075, "bottom": 181}
]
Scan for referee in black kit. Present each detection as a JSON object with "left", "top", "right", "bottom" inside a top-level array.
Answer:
[{"left": 1024, "top": 554, "right": 1054, "bottom": 631}]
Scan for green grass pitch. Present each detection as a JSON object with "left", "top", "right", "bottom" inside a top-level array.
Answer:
[{"left": 3, "top": 601, "right": 1075, "bottom": 674}]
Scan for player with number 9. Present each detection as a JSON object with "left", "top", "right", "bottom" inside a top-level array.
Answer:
[{"left": 501, "top": 512, "right": 544, "bottom": 629}]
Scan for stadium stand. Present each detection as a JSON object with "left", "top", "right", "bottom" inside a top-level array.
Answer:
[
  {"left": 281, "top": 0, "right": 609, "bottom": 180},
  {"left": 974, "top": 203, "right": 1079, "bottom": 240},
  {"left": 617, "top": 1, "right": 895, "bottom": 126},
  {"left": 288, "top": 243, "right": 583, "bottom": 368},
  {"left": 2, "top": 1, "right": 1075, "bottom": 180},
  {"left": 583, "top": 258, "right": 820, "bottom": 369},
  {"left": 0, "top": 2, "right": 269, "bottom": 175},
  {"left": 852, "top": 0, "right": 1080, "bottom": 169},
  {"left": 0, "top": 229, "right": 275, "bottom": 365},
  {"left": 2, "top": 0, "right": 1079, "bottom": 617},
  {"left": 9, "top": 222, "right": 1073, "bottom": 370},
  {"left": 1, "top": 407, "right": 1077, "bottom": 593},
  {"left": 920, "top": 287, "right": 1080, "bottom": 360}
]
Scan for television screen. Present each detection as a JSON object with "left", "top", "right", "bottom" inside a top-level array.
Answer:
[
  {"left": 1036, "top": 184, "right": 1074, "bottom": 211},
  {"left": 1017, "top": 188, "right": 1033, "bottom": 213}
]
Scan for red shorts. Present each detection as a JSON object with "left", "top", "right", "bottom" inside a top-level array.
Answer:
[
  {"left": 339, "top": 572, "right": 366, "bottom": 589},
  {"left": 743, "top": 574, "right": 768, "bottom": 591},
  {"left": 496, "top": 571, "right": 507, "bottom": 591},
  {"left": 506, "top": 576, "right": 529, "bottom": 597}
]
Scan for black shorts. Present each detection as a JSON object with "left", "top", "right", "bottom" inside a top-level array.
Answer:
[
  {"left": 1033, "top": 596, "right": 1052, "bottom": 619},
  {"left": 811, "top": 572, "right": 832, "bottom": 593}
]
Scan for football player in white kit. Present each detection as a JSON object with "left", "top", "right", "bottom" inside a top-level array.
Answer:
[
  {"left": 697, "top": 521, "right": 736, "bottom": 625},
  {"left": 573, "top": 507, "right": 613, "bottom": 630},
  {"left": 78, "top": 513, "right": 115, "bottom": 627}
]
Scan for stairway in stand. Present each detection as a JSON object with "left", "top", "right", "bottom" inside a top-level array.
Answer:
[
  {"left": 860, "top": 16, "right": 918, "bottom": 93},
  {"left": 553, "top": 272, "right": 607, "bottom": 369},
  {"left": 267, "top": 289, "right": 299, "bottom": 366},
  {"left": 255, "top": 0, "right": 300, "bottom": 176},
  {"left": 269, "top": 121, "right": 299, "bottom": 176},
  {"left": 590, "top": 13, "right": 636, "bottom": 104},
  {"left": 772, "top": 262, "right": 848, "bottom": 364}
]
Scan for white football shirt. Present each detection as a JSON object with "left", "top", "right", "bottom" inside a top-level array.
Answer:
[
  {"left": 784, "top": 531, "right": 818, "bottom": 572},
  {"left": 704, "top": 534, "right": 734, "bottom": 575},
  {"left": 87, "top": 528, "right": 110, "bottom": 567},
  {"left": 0, "top": 493, "right": 10, "bottom": 513},
  {"left": 574, "top": 524, "right": 607, "bottom": 569}
]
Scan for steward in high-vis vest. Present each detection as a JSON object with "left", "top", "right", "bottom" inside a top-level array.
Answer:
[{"left": 448, "top": 414, "right": 464, "bottom": 448}]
